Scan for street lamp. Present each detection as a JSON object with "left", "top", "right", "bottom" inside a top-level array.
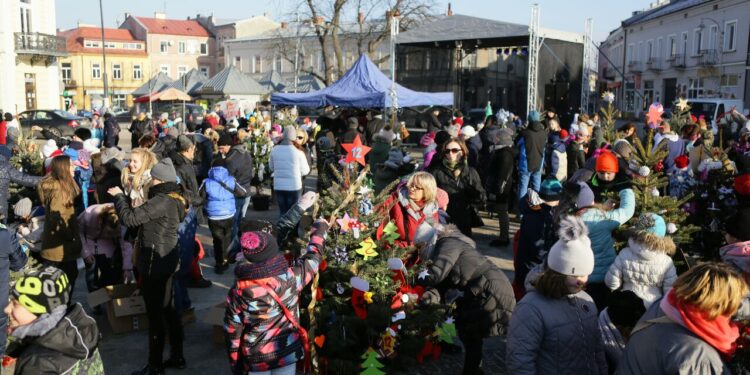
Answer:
[{"left": 698, "top": 17, "right": 724, "bottom": 97}]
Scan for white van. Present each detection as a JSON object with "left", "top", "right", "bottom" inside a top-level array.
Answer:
[{"left": 687, "top": 98, "right": 747, "bottom": 133}]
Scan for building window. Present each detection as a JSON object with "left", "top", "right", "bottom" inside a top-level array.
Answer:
[
  {"left": 235, "top": 56, "right": 242, "bottom": 70},
  {"left": 84, "top": 40, "right": 100, "bottom": 48},
  {"left": 253, "top": 55, "right": 262, "bottom": 73},
  {"left": 199, "top": 66, "right": 209, "bottom": 78},
  {"left": 646, "top": 40, "right": 653, "bottom": 60},
  {"left": 133, "top": 64, "right": 142, "bottom": 80},
  {"left": 160, "top": 41, "right": 169, "bottom": 53},
  {"left": 627, "top": 44, "right": 634, "bottom": 62},
  {"left": 92, "top": 63, "right": 101, "bottom": 79},
  {"left": 693, "top": 29, "right": 703, "bottom": 55},
  {"left": 178, "top": 41, "right": 186, "bottom": 54},
  {"left": 688, "top": 78, "right": 705, "bottom": 98},
  {"left": 200, "top": 42, "right": 208, "bottom": 55},
  {"left": 721, "top": 74, "right": 739, "bottom": 87},
  {"left": 160, "top": 65, "right": 170, "bottom": 75},
  {"left": 668, "top": 35, "right": 677, "bottom": 57},
  {"left": 177, "top": 66, "right": 187, "bottom": 77},
  {"left": 104, "top": 42, "right": 116, "bottom": 49},
  {"left": 19, "top": 7, "right": 31, "bottom": 34},
  {"left": 61, "top": 63, "right": 72, "bottom": 83},
  {"left": 112, "top": 63, "right": 122, "bottom": 80},
  {"left": 112, "top": 94, "right": 126, "bottom": 110},
  {"left": 274, "top": 55, "right": 283, "bottom": 72},
  {"left": 725, "top": 21, "right": 737, "bottom": 51}
]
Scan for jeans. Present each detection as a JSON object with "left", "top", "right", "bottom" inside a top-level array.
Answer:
[
  {"left": 228, "top": 196, "right": 251, "bottom": 256},
  {"left": 174, "top": 207, "right": 198, "bottom": 313},
  {"left": 142, "top": 270, "right": 182, "bottom": 367},
  {"left": 0, "top": 313, "right": 7, "bottom": 358},
  {"left": 275, "top": 189, "right": 301, "bottom": 218},
  {"left": 517, "top": 169, "right": 542, "bottom": 203},
  {"left": 208, "top": 217, "right": 234, "bottom": 266},
  {"left": 248, "top": 364, "right": 296, "bottom": 375},
  {"left": 496, "top": 201, "right": 510, "bottom": 241}
]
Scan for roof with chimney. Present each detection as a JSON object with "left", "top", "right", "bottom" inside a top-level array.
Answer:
[
  {"left": 135, "top": 16, "right": 210, "bottom": 37},
  {"left": 58, "top": 27, "right": 146, "bottom": 55}
]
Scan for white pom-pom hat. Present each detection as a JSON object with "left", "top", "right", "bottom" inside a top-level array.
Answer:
[{"left": 547, "top": 216, "right": 594, "bottom": 277}]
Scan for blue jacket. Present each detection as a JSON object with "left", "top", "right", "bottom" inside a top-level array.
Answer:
[
  {"left": 201, "top": 167, "right": 245, "bottom": 220},
  {"left": 0, "top": 226, "right": 28, "bottom": 315},
  {"left": 578, "top": 188, "right": 636, "bottom": 283}
]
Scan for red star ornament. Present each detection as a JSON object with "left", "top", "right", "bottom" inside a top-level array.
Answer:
[{"left": 341, "top": 134, "right": 371, "bottom": 166}]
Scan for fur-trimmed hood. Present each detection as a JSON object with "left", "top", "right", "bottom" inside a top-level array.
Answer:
[{"left": 628, "top": 232, "right": 676, "bottom": 257}]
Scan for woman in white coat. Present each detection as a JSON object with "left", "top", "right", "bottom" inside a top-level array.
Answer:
[{"left": 269, "top": 126, "right": 310, "bottom": 217}]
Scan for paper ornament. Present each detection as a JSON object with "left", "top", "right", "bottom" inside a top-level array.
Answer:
[
  {"left": 357, "top": 185, "right": 372, "bottom": 196},
  {"left": 418, "top": 269, "right": 430, "bottom": 280},
  {"left": 314, "top": 335, "right": 326, "bottom": 348},
  {"left": 351, "top": 221, "right": 362, "bottom": 239},
  {"left": 356, "top": 238, "right": 379, "bottom": 260},
  {"left": 601, "top": 91, "right": 615, "bottom": 104},
  {"left": 363, "top": 291, "right": 374, "bottom": 304},
  {"left": 646, "top": 103, "right": 664, "bottom": 127},
  {"left": 336, "top": 283, "right": 345, "bottom": 295},
  {"left": 388, "top": 258, "right": 407, "bottom": 285},
  {"left": 351, "top": 277, "right": 370, "bottom": 320},
  {"left": 361, "top": 348, "right": 385, "bottom": 375},
  {"left": 667, "top": 223, "right": 678, "bottom": 234},
  {"left": 332, "top": 246, "right": 349, "bottom": 264},
  {"left": 676, "top": 97, "right": 689, "bottom": 111},
  {"left": 337, "top": 213, "right": 353, "bottom": 233},
  {"left": 382, "top": 221, "right": 400, "bottom": 245},
  {"left": 638, "top": 166, "right": 650, "bottom": 177},
  {"left": 359, "top": 198, "right": 374, "bottom": 216},
  {"left": 377, "top": 330, "right": 397, "bottom": 359},
  {"left": 341, "top": 134, "right": 371, "bottom": 166},
  {"left": 392, "top": 311, "right": 406, "bottom": 322},
  {"left": 436, "top": 320, "right": 457, "bottom": 344}
]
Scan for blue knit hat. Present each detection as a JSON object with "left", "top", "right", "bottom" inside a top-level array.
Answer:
[
  {"left": 528, "top": 110, "right": 541, "bottom": 123},
  {"left": 539, "top": 178, "right": 563, "bottom": 202},
  {"left": 635, "top": 213, "right": 666, "bottom": 237}
]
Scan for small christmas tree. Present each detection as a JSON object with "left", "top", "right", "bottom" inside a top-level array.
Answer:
[
  {"left": 361, "top": 348, "right": 386, "bottom": 375},
  {"left": 668, "top": 98, "right": 692, "bottom": 135},
  {"left": 623, "top": 131, "right": 699, "bottom": 261},
  {"left": 10, "top": 127, "right": 43, "bottom": 176},
  {"left": 599, "top": 91, "right": 620, "bottom": 144}
]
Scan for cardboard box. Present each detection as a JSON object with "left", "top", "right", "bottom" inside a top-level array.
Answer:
[
  {"left": 203, "top": 302, "right": 226, "bottom": 345},
  {"left": 88, "top": 284, "right": 149, "bottom": 334}
]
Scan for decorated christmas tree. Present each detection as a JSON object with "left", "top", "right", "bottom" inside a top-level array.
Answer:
[
  {"left": 303, "top": 136, "right": 446, "bottom": 374},
  {"left": 599, "top": 91, "right": 620, "bottom": 144},
  {"left": 668, "top": 98, "right": 693, "bottom": 135},
  {"left": 10, "top": 127, "right": 43, "bottom": 176}
]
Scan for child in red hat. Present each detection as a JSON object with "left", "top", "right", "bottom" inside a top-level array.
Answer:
[{"left": 668, "top": 155, "right": 694, "bottom": 198}]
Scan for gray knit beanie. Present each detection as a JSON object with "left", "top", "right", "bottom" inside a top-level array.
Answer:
[{"left": 150, "top": 157, "right": 178, "bottom": 183}]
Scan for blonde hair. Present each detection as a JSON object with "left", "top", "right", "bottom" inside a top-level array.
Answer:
[
  {"left": 407, "top": 172, "right": 437, "bottom": 203},
  {"left": 122, "top": 148, "right": 157, "bottom": 190},
  {"left": 673, "top": 262, "right": 748, "bottom": 320}
]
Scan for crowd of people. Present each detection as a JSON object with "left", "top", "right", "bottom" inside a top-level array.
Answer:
[{"left": 0, "top": 100, "right": 748, "bottom": 375}]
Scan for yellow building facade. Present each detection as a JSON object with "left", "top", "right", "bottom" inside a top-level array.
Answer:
[{"left": 58, "top": 27, "right": 151, "bottom": 111}]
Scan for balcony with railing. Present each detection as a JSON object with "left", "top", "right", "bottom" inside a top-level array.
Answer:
[
  {"left": 14, "top": 32, "right": 67, "bottom": 57},
  {"left": 667, "top": 54, "right": 686, "bottom": 69},
  {"left": 646, "top": 58, "right": 662, "bottom": 72},
  {"left": 627, "top": 60, "right": 643, "bottom": 73},
  {"left": 697, "top": 49, "right": 718, "bottom": 67}
]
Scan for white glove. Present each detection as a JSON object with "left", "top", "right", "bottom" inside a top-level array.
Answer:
[{"left": 297, "top": 192, "right": 319, "bottom": 211}]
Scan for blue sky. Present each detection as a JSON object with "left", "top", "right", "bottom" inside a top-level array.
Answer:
[{"left": 56, "top": 0, "right": 653, "bottom": 42}]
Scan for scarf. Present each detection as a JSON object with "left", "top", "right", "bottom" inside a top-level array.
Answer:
[
  {"left": 235, "top": 254, "right": 290, "bottom": 280},
  {"left": 396, "top": 185, "right": 438, "bottom": 224},
  {"left": 660, "top": 289, "right": 739, "bottom": 357},
  {"left": 11, "top": 305, "right": 68, "bottom": 339}
]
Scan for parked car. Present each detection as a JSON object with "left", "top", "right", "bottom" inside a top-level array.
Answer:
[
  {"left": 17, "top": 109, "right": 89, "bottom": 139},
  {"left": 688, "top": 99, "right": 747, "bottom": 132}
]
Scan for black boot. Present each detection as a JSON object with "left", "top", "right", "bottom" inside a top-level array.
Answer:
[
  {"left": 131, "top": 364, "right": 164, "bottom": 375},
  {"left": 163, "top": 356, "right": 186, "bottom": 369}
]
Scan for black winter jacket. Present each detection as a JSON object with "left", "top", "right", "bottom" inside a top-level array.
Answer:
[
  {"left": 428, "top": 161, "right": 486, "bottom": 237},
  {"left": 417, "top": 225, "right": 516, "bottom": 339},
  {"left": 9, "top": 303, "right": 103, "bottom": 375},
  {"left": 486, "top": 146, "right": 516, "bottom": 200},
  {"left": 518, "top": 121, "right": 548, "bottom": 172},
  {"left": 224, "top": 145, "right": 254, "bottom": 192},
  {"left": 0, "top": 155, "right": 40, "bottom": 223},
  {"left": 113, "top": 182, "right": 186, "bottom": 274},
  {"left": 103, "top": 118, "right": 120, "bottom": 148},
  {"left": 129, "top": 119, "right": 149, "bottom": 140},
  {"left": 566, "top": 142, "right": 586, "bottom": 178},
  {"left": 171, "top": 152, "right": 202, "bottom": 208},
  {"left": 466, "top": 135, "right": 482, "bottom": 169}
]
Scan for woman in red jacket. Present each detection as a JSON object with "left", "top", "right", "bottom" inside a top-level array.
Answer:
[{"left": 377, "top": 172, "right": 439, "bottom": 248}]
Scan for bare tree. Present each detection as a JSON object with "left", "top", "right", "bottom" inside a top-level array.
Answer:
[{"left": 270, "top": 0, "right": 436, "bottom": 86}]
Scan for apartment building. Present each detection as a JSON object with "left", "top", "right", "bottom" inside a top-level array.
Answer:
[
  {"left": 0, "top": 0, "right": 65, "bottom": 113},
  {"left": 600, "top": 0, "right": 750, "bottom": 114},
  {"left": 58, "top": 26, "right": 150, "bottom": 110},
  {"left": 120, "top": 12, "right": 215, "bottom": 81}
]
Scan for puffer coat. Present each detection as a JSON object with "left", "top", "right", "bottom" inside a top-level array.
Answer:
[
  {"left": 604, "top": 238, "right": 677, "bottom": 307},
  {"left": 417, "top": 225, "right": 515, "bottom": 339},
  {"left": 201, "top": 166, "right": 246, "bottom": 220},
  {"left": 428, "top": 161, "right": 486, "bottom": 237},
  {"left": 578, "top": 188, "right": 636, "bottom": 283},
  {"left": 507, "top": 287, "right": 608, "bottom": 375}
]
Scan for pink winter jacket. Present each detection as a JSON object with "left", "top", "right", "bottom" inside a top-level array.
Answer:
[{"left": 79, "top": 203, "right": 133, "bottom": 270}]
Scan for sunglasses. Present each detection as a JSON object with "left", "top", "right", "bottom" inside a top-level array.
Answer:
[{"left": 446, "top": 148, "right": 462, "bottom": 154}]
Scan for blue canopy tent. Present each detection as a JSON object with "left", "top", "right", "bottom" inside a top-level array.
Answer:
[{"left": 271, "top": 54, "right": 453, "bottom": 108}]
